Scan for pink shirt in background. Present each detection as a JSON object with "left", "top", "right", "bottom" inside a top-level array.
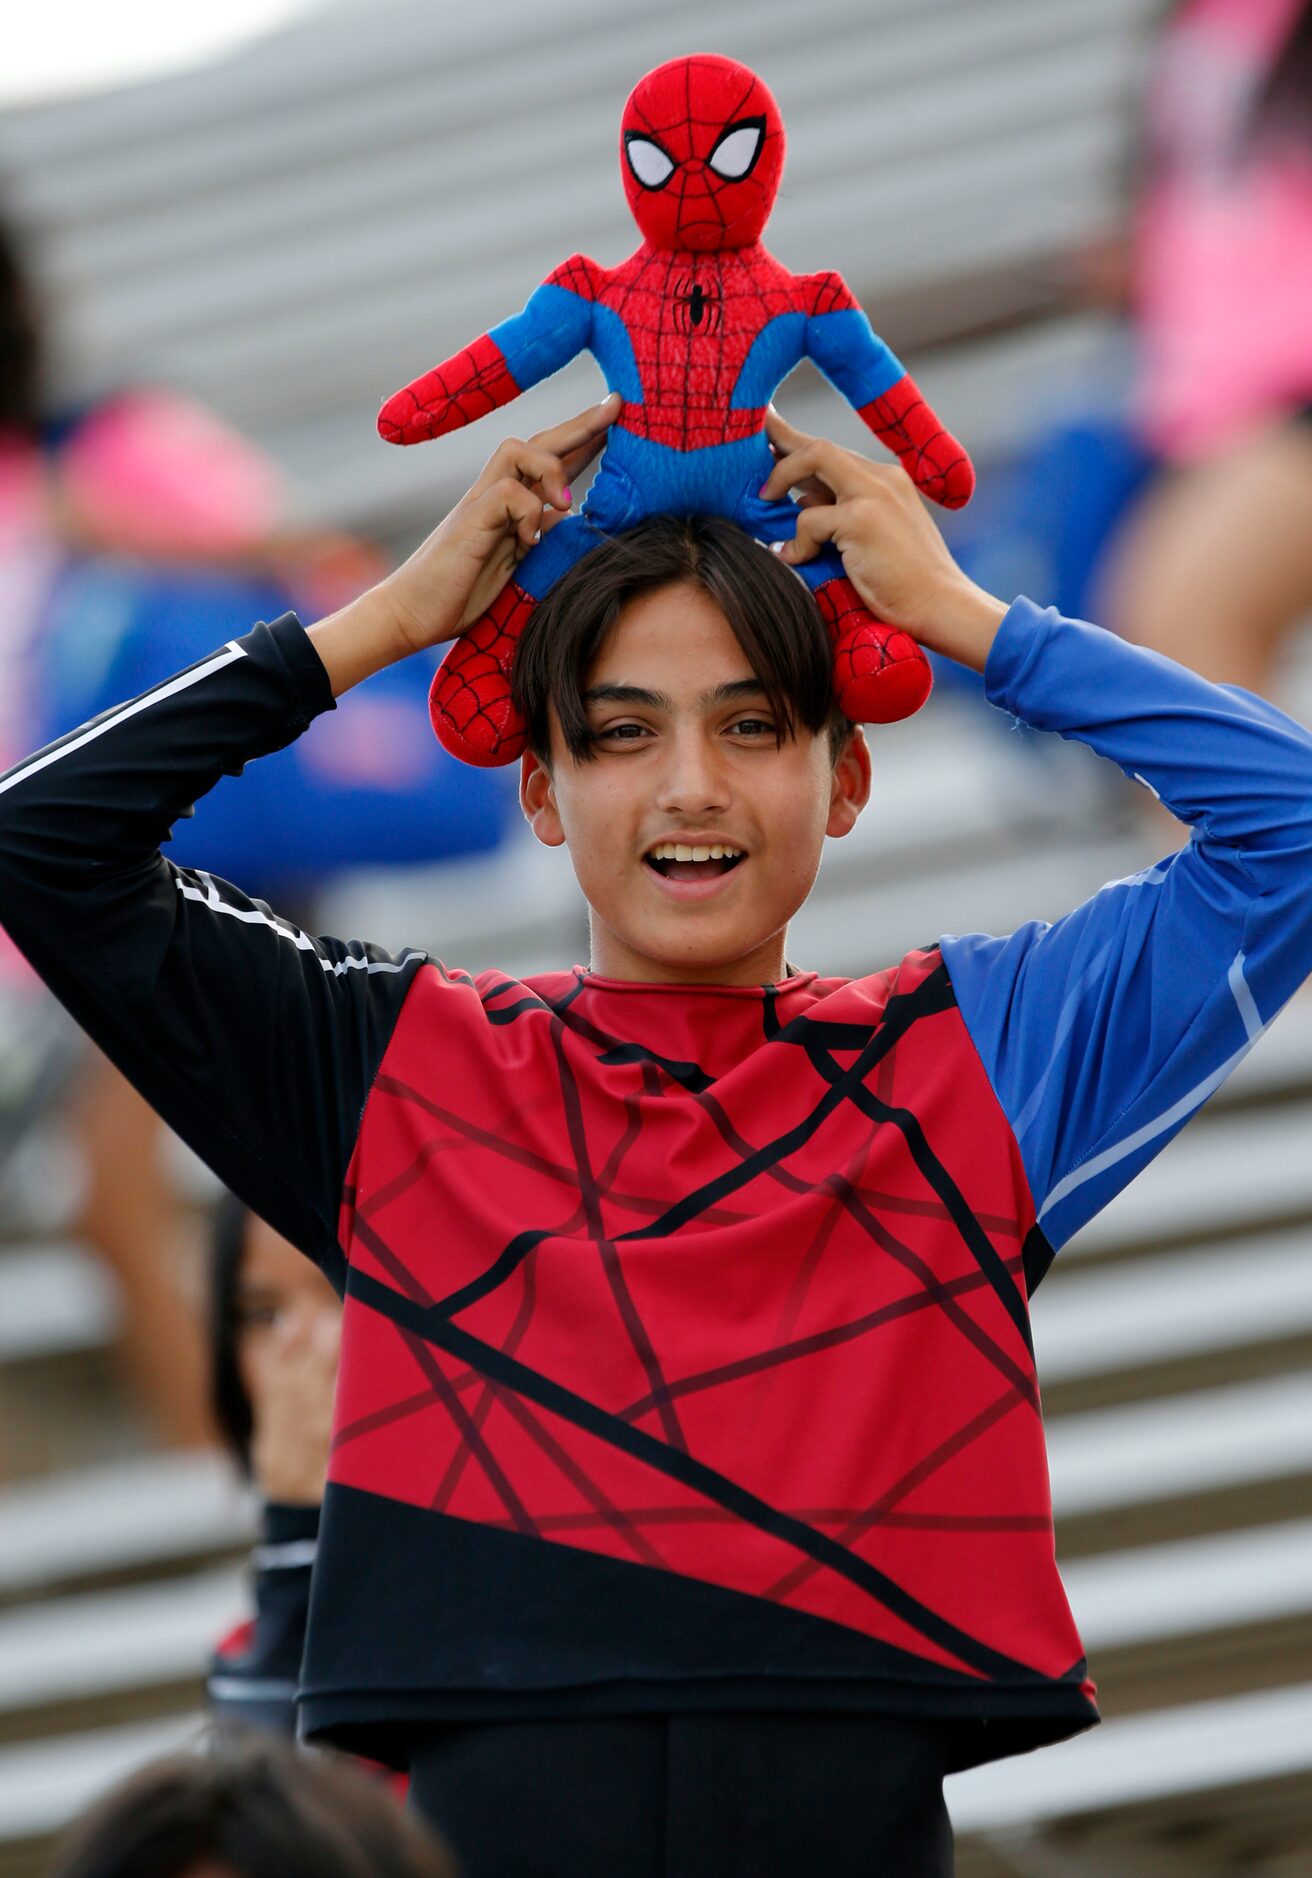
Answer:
[
  {"left": 1135, "top": 0, "right": 1312, "bottom": 461},
  {"left": 59, "top": 389, "right": 285, "bottom": 560}
]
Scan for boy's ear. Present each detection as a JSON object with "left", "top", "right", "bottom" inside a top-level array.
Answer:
[
  {"left": 825, "top": 726, "right": 871, "bottom": 840},
  {"left": 520, "top": 750, "right": 567, "bottom": 848}
]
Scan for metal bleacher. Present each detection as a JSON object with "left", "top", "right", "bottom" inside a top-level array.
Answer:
[
  {"left": 3, "top": 1, "right": 1312, "bottom": 1873},
  {"left": 0, "top": 0, "right": 1155, "bottom": 543}
]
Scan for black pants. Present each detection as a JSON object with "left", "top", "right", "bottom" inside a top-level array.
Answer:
[{"left": 408, "top": 1713, "right": 954, "bottom": 1877}]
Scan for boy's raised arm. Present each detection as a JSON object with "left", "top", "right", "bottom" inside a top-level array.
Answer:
[
  {"left": 309, "top": 397, "right": 618, "bottom": 695},
  {"left": 0, "top": 614, "right": 425, "bottom": 1280},
  {"left": 942, "top": 607, "right": 1312, "bottom": 1260},
  {"left": 0, "top": 401, "right": 617, "bottom": 1279},
  {"left": 763, "top": 405, "right": 1312, "bottom": 1267}
]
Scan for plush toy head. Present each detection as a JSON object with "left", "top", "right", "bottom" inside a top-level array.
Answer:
[{"left": 620, "top": 54, "right": 785, "bottom": 253}]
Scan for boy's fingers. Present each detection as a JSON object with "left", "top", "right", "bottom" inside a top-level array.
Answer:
[
  {"left": 476, "top": 479, "right": 543, "bottom": 552},
  {"left": 774, "top": 502, "right": 842, "bottom": 567},
  {"left": 514, "top": 503, "right": 544, "bottom": 552},
  {"left": 792, "top": 475, "right": 835, "bottom": 509},
  {"left": 759, "top": 440, "right": 839, "bottom": 503},
  {"left": 527, "top": 393, "right": 621, "bottom": 467},
  {"left": 473, "top": 396, "right": 618, "bottom": 517},
  {"left": 484, "top": 442, "right": 573, "bottom": 510},
  {"left": 513, "top": 496, "right": 545, "bottom": 552},
  {"left": 761, "top": 407, "right": 816, "bottom": 493},
  {"left": 491, "top": 395, "right": 620, "bottom": 510},
  {"left": 764, "top": 404, "right": 810, "bottom": 451},
  {"left": 764, "top": 407, "right": 875, "bottom": 505},
  {"left": 559, "top": 423, "right": 611, "bottom": 483}
]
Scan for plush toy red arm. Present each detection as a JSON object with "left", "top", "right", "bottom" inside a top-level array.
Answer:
[
  {"left": 802, "top": 272, "right": 975, "bottom": 509},
  {"left": 378, "top": 335, "right": 521, "bottom": 445},
  {"left": 379, "top": 262, "right": 600, "bottom": 446}
]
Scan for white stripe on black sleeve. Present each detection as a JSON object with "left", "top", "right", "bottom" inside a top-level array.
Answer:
[{"left": 0, "top": 643, "right": 247, "bottom": 798}]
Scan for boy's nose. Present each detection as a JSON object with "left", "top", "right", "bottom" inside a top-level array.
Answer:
[{"left": 654, "top": 733, "right": 731, "bottom": 816}]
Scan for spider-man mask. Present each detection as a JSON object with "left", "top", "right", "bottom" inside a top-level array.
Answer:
[{"left": 620, "top": 54, "right": 785, "bottom": 253}]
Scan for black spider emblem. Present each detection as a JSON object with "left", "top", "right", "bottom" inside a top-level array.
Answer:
[{"left": 671, "top": 272, "right": 722, "bottom": 336}]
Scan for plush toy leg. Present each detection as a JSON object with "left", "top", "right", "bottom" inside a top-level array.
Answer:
[
  {"left": 428, "top": 517, "right": 601, "bottom": 766},
  {"left": 803, "top": 554, "right": 933, "bottom": 724},
  {"left": 429, "top": 582, "right": 535, "bottom": 765}
]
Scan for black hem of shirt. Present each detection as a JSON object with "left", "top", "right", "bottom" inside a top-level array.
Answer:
[
  {"left": 300, "top": 1676, "right": 1098, "bottom": 1775},
  {"left": 299, "top": 1483, "right": 1098, "bottom": 1775}
]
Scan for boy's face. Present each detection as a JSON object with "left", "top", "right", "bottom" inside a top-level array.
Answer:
[{"left": 520, "top": 580, "right": 870, "bottom": 985}]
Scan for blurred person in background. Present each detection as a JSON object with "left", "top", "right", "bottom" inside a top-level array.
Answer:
[
  {"left": 49, "top": 1732, "right": 455, "bottom": 1878},
  {"left": 0, "top": 198, "right": 220, "bottom": 1450},
  {"left": 205, "top": 1196, "right": 410, "bottom": 1803},
  {"left": 1099, "top": 0, "right": 1312, "bottom": 697},
  {"left": 206, "top": 1195, "right": 339, "bottom": 1737},
  {"left": 949, "top": 0, "right": 1312, "bottom": 709},
  {"left": 0, "top": 197, "right": 511, "bottom": 1459}
]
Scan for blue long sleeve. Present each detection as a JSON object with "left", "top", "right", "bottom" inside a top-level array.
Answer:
[{"left": 941, "top": 599, "right": 1312, "bottom": 1254}]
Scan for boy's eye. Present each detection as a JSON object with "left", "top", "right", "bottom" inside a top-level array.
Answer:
[{"left": 592, "top": 717, "right": 775, "bottom": 745}]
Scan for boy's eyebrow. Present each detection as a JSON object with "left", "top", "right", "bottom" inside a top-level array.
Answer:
[
  {"left": 704, "top": 678, "right": 771, "bottom": 706},
  {"left": 582, "top": 683, "right": 674, "bottom": 711},
  {"left": 582, "top": 678, "right": 769, "bottom": 711}
]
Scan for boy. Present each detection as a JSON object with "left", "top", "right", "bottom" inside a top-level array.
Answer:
[{"left": 2, "top": 391, "right": 1310, "bottom": 1877}]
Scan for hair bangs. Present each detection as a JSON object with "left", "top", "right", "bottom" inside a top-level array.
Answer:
[{"left": 512, "top": 515, "right": 847, "bottom": 764}]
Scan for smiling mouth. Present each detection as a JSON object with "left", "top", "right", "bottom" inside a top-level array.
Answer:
[{"left": 645, "top": 841, "right": 746, "bottom": 884}]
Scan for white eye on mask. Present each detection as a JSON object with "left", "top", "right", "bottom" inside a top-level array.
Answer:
[
  {"left": 624, "top": 134, "right": 676, "bottom": 190},
  {"left": 707, "top": 118, "right": 765, "bottom": 180}
]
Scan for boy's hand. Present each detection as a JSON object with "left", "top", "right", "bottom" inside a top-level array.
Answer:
[
  {"left": 387, "top": 392, "right": 621, "bottom": 650},
  {"left": 309, "top": 393, "right": 620, "bottom": 695},
  {"left": 761, "top": 407, "right": 1008, "bottom": 672}
]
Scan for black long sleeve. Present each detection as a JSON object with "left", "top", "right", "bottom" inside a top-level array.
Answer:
[{"left": 0, "top": 615, "right": 428, "bottom": 1282}]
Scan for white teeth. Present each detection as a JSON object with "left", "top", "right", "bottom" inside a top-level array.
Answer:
[{"left": 647, "top": 841, "right": 745, "bottom": 863}]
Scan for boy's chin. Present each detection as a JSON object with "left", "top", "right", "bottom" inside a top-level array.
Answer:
[{"left": 599, "top": 912, "right": 784, "bottom": 985}]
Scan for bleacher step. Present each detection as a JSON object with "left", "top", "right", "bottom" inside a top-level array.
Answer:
[
  {"left": 1065, "top": 1103, "right": 1312, "bottom": 1262},
  {"left": 0, "top": 1453, "right": 252, "bottom": 1607},
  {"left": 1032, "top": 1223, "right": 1312, "bottom": 1413},
  {"left": 1050, "top": 1371, "right": 1312, "bottom": 1556},
  {"left": 0, "top": 1564, "right": 240, "bottom": 1740},
  {"left": 947, "top": 1680, "right": 1312, "bottom": 1836}
]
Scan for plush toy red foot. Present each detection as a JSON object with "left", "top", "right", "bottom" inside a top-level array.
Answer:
[
  {"left": 815, "top": 578, "right": 934, "bottom": 724},
  {"left": 429, "top": 582, "right": 532, "bottom": 766}
]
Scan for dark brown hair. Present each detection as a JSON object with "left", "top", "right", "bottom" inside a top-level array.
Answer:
[
  {"left": 51, "top": 1732, "right": 457, "bottom": 1878},
  {"left": 512, "top": 514, "right": 849, "bottom": 763},
  {"left": 0, "top": 202, "right": 43, "bottom": 436}
]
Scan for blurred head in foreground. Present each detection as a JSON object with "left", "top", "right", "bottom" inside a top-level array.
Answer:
[{"left": 50, "top": 1733, "right": 456, "bottom": 1878}]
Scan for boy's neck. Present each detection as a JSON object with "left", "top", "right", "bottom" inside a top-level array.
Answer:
[{"left": 588, "top": 925, "right": 790, "bottom": 988}]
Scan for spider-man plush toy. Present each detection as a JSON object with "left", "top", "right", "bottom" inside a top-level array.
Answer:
[{"left": 380, "top": 53, "right": 975, "bottom": 766}]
